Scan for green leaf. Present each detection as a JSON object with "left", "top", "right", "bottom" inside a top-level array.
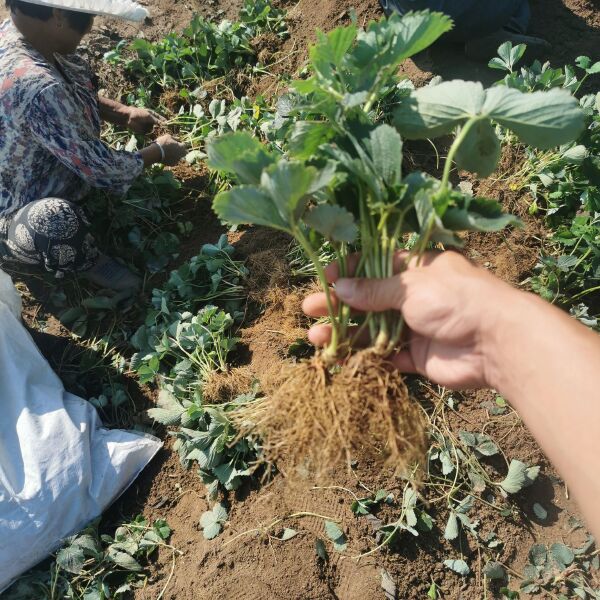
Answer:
[
  {"left": 455, "top": 120, "right": 501, "bottom": 177},
  {"left": 366, "top": 124, "right": 403, "bottom": 186},
  {"left": 385, "top": 11, "right": 454, "bottom": 63},
  {"left": 499, "top": 460, "right": 540, "bottom": 494},
  {"left": 311, "top": 24, "right": 358, "bottom": 71},
  {"left": 488, "top": 57, "right": 509, "bottom": 71},
  {"left": 261, "top": 161, "right": 319, "bottom": 222},
  {"left": 396, "top": 81, "right": 584, "bottom": 151},
  {"left": 443, "top": 196, "right": 522, "bottom": 234},
  {"left": 561, "top": 145, "right": 588, "bottom": 165},
  {"left": 324, "top": 521, "right": 347, "bottom": 552},
  {"left": 444, "top": 559, "right": 470, "bottom": 576},
  {"left": 56, "top": 545, "right": 86, "bottom": 575},
  {"left": 483, "top": 561, "right": 506, "bottom": 580},
  {"left": 304, "top": 205, "right": 358, "bottom": 243},
  {"left": 427, "top": 582, "right": 438, "bottom": 599},
  {"left": 394, "top": 80, "right": 486, "bottom": 139},
  {"left": 207, "top": 132, "right": 275, "bottom": 185},
  {"left": 483, "top": 87, "right": 585, "bottom": 149},
  {"left": 288, "top": 121, "right": 335, "bottom": 159},
  {"left": 551, "top": 543, "right": 575, "bottom": 569},
  {"left": 214, "top": 187, "right": 290, "bottom": 232}
]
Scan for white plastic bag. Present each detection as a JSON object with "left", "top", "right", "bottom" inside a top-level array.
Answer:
[
  {"left": 0, "top": 268, "right": 21, "bottom": 319},
  {"left": 0, "top": 270, "right": 161, "bottom": 591}
]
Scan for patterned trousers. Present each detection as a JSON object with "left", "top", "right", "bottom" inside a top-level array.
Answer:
[{"left": 0, "top": 198, "right": 99, "bottom": 276}]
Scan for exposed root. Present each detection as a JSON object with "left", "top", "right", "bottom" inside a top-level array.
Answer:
[
  {"left": 231, "top": 351, "right": 428, "bottom": 479},
  {"left": 203, "top": 366, "right": 255, "bottom": 403}
]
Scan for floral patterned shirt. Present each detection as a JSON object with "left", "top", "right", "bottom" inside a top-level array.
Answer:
[{"left": 0, "top": 20, "right": 144, "bottom": 217}]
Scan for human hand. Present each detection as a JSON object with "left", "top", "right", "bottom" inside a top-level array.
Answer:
[
  {"left": 126, "top": 107, "right": 166, "bottom": 135},
  {"left": 303, "top": 251, "right": 517, "bottom": 390},
  {"left": 154, "top": 134, "right": 188, "bottom": 166}
]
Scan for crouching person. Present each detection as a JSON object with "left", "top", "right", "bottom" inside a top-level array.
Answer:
[
  {"left": 0, "top": 0, "right": 188, "bottom": 291},
  {"left": 379, "top": 0, "right": 550, "bottom": 60}
]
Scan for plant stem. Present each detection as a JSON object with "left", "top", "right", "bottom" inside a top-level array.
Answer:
[
  {"left": 295, "top": 227, "right": 340, "bottom": 358},
  {"left": 440, "top": 116, "right": 482, "bottom": 192}
]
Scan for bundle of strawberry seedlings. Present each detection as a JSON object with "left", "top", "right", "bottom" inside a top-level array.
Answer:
[{"left": 207, "top": 11, "right": 585, "bottom": 476}]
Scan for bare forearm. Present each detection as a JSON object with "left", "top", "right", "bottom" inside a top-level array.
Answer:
[
  {"left": 486, "top": 289, "right": 600, "bottom": 537},
  {"left": 98, "top": 96, "right": 129, "bottom": 127}
]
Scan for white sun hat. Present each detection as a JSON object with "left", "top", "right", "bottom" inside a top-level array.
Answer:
[{"left": 17, "top": 0, "right": 149, "bottom": 21}]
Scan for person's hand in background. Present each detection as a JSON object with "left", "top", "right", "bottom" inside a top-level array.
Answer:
[{"left": 126, "top": 107, "right": 166, "bottom": 135}]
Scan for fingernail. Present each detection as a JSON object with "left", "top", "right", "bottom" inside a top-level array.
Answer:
[{"left": 334, "top": 278, "right": 355, "bottom": 300}]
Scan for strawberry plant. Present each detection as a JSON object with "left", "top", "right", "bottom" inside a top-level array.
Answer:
[
  {"left": 207, "top": 11, "right": 585, "bottom": 475},
  {"left": 104, "top": 0, "right": 287, "bottom": 96}
]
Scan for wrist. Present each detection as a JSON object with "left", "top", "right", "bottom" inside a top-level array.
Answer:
[
  {"left": 480, "top": 285, "right": 544, "bottom": 393},
  {"left": 154, "top": 141, "right": 166, "bottom": 162}
]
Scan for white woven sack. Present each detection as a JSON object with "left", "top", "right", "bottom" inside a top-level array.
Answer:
[
  {"left": 16, "top": 0, "right": 149, "bottom": 21},
  {"left": 0, "top": 286, "right": 161, "bottom": 591},
  {"left": 0, "top": 268, "right": 21, "bottom": 319}
]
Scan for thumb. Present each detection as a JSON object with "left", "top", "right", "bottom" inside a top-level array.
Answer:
[{"left": 334, "top": 276, "right": 406, "bottom": 312}]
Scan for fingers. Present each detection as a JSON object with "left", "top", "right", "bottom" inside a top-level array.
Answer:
[
  {"left": 307, "top": 324, "right": 371, "bottom": 348},
  {"left": 334, "top": 275, "right": 408, "bottom": 313},
  {"left": 323, "top": 250, "right": 442, "bottom": 283},
  {"left": 303, "top": 292, "right": 338, "bottom": 318},
  {"left": 149, "top": 110, "right": 167, "bottom": 124},
  {"left": 389, "top": 351, "right": 419, "bottom": 374}
]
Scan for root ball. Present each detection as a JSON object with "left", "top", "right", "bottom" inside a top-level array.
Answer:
[{"left": 231, "top": 351, "right": 428, "bottom": 478}]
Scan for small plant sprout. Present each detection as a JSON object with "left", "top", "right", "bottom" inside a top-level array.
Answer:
[{"left": 207, "top": 12, "right": 585, "bottom": 476}]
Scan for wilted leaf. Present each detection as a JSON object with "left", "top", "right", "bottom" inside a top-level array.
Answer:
[
  {"left": 315, "top": 538, "right": 329, "bottom": 561},
  {"left": 499, "top": 460, "right": 540, "bottom": 494},
  {"left": 444, "top": 559, "right": 470, "bottom": 576},
  {"left": 532, "top": 503, "right": 548, "bottom": 520},
  {"left": 280, "top": 528, "right": 298, "bottom": 541},
  {"left": 459, "top": 431, "right": 499, "bottom": 456},
  {"left": 381, "top": 569, "right": 397, "bottom": 600},
  {"left": 444, "top": 513, "right": 459, "bottom": 541},
  {"left": 200, "top": 503, "right": 228, "bottom": 540},
  {"left": 427, "top": 582, "right": 437, "bottom": 599},
  {"left": 56, "top": 545, "right": 85, "bottom": 575},
  {"left": 325, "top": 521, "right": 347, "bottom": 552},
  {"left": 443, "top": 196, "right": 522, "bottom": 234},
  {"left": 561, "top": 145, "right": 588, "bottom": 165},
  {"left": 529, "top": 543, "right": 548, "bottom": 567},
  {"left": 483, "top": 561, "right": 506, "bottom": 580},
  {"left": 107, "top": 547, "right": 143, "bottom": 572},
  {"left": 551, "top": 543, "right": 575, "bottom": 569}
]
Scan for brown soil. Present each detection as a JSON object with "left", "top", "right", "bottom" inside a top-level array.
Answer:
[{"left": 2, "top": 0, "right": 599, "bottom": 599}]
